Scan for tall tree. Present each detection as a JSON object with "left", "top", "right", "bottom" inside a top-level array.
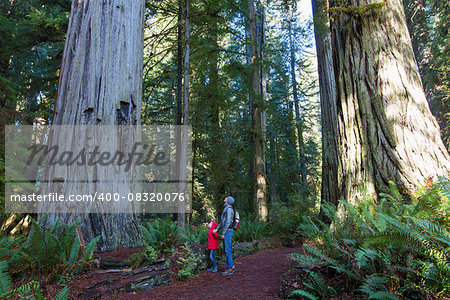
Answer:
[
  {"left": 40, "top": 0, "right": 146, "bottom": 251},
  {"left": 286, "top": 4, "right": 307, "bottom": 190},
  {"left": 311, "top": 0, "right": 339, "bottom": 205},
  {"left": 177, "top": 0, "right": 190, "bottom": 228},
  {"left": 249, "top": 0, "right": 268, "bottom": 221},
  {"left": 323, "top": 0, "right": 450, "bottom": 203}
]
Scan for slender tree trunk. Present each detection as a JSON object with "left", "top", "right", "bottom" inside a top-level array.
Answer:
[
  {"left": 326, "top": 0, "right": 450, "bottom": 203},
  {"left": 312, "top": 0, "right": 339, "bottom": 206},
  {"left": 176, "top": 1, "right": 183, "bottom": 128},
  {"left": 174, "top": 0, "right": 184, "bottom": 223},
  {"left": 40, "top": 0, "right": 146, "bottom": 251},
  {"left": 268, "top": 137, "right": 278, "bottom": 202},
  {"left": 249, "top": 0, "right": 268, "bottom": 221},
  {"left": 245, "top": 18, "right": 255, "bottom": 202},
  {"left": 209, "top": 8, "right": 226, "bottom": 211},
  {"left": 285, "top": 85, "right": 299, "bottom": 188},
  {"left": 177, "top": 0, "right": 190, "bottom": 229},
  {"left": 287, "top": 9, "right": 307, "bottom": 190}
]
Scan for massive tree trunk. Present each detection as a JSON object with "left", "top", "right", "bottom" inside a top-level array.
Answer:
[
  {"left": 40, "top": 0, "right": 146, "bottom": 251},
  {"left": 312, "top": 0, "right": 339, "bottom": 205},
  {"left": 403, "top": 0, "right": 448, "bottom": 149},
  {"left": 249, "top": 0, "right": 268, "bottom": 221},
  {"left": 325, "top": 0, "right": 450, "bottom": 203}
]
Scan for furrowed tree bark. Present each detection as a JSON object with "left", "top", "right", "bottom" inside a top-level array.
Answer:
[
  {"left": 249, "top": 0, "right": 268, "bottom": 221},
  {"left": 326, "top": 0, "right": 450, "bottom": 203},
  {"left": 40, "top": 0, "right": 146, "bottom": 251},
  {"left": 311, "top": 0, "right": 339, "bottom": 206}
]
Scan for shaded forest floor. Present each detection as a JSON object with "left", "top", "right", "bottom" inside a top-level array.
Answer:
[
  {"left": 142, "top": 246, "right": 303, "bottom": 300},
  {"left": 62, "top": 244, "right": 303, "bottom": 299}
]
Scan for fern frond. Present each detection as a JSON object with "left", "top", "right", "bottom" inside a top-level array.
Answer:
[
  {"left": 359, "top": 275, "right": 398, "bottom": 299},
  {"left": 54, "top": 285, "right": 70, "bottom": 300},
  {"left": 289, "top": 289, "right": 317, "bottom": 300},
  {"left": 83, "top": 236, "right": 100, "bottom": 261},
  {"left": 0, "top": 261, "right": 12, "bottom": 294}
]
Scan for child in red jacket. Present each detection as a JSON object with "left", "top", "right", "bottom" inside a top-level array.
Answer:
[{"left": 207, "top": 220, "right": 219, "bottom": 272}]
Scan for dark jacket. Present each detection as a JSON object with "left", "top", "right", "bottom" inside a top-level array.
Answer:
[{"left": 216, "top": 204, "right": 234, "bottom": 235}]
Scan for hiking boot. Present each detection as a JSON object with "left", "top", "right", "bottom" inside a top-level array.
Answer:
[
  {"left": 207, "top": 267, "right": 217, "bottom": 273},
  {"left": 220, "top": 267, "right": 236, "bottom": 276}
]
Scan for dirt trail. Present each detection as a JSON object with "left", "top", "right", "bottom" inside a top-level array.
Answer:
[{"left": 107, "top": 246, "right": 302, "bottom": 300}]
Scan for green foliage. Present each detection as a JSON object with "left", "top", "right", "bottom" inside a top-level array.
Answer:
[
  {"left": 289, "top": 269, "right": 337, "bottom": 299},
  {"left": 139, "top": 217, "right": 183, "bottom": 253},
  {"left": 291, "top": 180, "right": 450, "bottom": 298},
  {"left": 269, "top": 200, "right": 313, "bottom": 238},
  {"left": 234, "top": 218, "right": 268, "bottom": 242},
  {"left": 0, "top": 279, "right": 43, "bottom": 300},
  {"left": 174, "top": 243, "right": 204, "bottom": 280},
  {"left": 127, "top": 246, "right": 160, "bottom": 269},
  {"left": 0, "top": 271, "right": 69, "bottom": 300},
  {"left": 0, "top": 216, "right": 98, "bottom": 296},
  {"left": 329, "top": 2, "right": 386, "bottom": 17},
  {"left": 0, "top": 216, "right": 92, "bottom": 297},
  {"left": 0, "top": 261, "right": 11, "bottom": 295},
  {"left": 54, "top": 285, "right": 70, "bottom": 300},
  {"left": 12, "top": 216, "right": 99, "bottom": 279},
  {"left": 183, "top": 226, "right": 208, "bottom": 245},
  {"left": 289, "top": 289, "right": 317, "bottom": 300}
]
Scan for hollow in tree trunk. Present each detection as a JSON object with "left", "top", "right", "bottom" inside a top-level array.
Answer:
[{"left": 39, "top": 0, "right": 146, "bottom": 251}]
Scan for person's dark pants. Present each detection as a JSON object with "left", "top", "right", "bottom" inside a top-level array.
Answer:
[
  {"left": 210, "top": 249, "right": 217, "bottom": 268},
  {"left": 223, "top": 230, "right": 234, "bottom": 269}
]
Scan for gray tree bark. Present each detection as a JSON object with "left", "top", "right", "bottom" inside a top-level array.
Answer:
[
  {"left": 326, "top": 0, "right": 450, "bottom": 203},
  {"left": 40, "top": 0, "right": 146, "bottom": 251}
]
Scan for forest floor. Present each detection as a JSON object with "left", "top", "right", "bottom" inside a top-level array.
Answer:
[{"left": 63, "top": 243, "right": 303, "bottom": 299}]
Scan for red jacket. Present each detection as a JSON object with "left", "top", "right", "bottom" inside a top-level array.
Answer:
[{"left": 207, "top": 221, "right": 219, "bottom": 249}]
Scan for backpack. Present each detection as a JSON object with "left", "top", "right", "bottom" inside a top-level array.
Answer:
[{"left": 232, "top": 208, "right": 241, "bottom": 230}]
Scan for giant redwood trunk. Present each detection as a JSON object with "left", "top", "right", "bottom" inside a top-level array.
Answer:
[
  {"left": 325, "top": 0, "right": 450, "bottom": 203},
  {"left": 40, "top": 0, "right": 145, "bottom": 251}
]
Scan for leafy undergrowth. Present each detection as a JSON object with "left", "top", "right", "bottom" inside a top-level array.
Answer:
[
  {"left": 0, "top": 216, "right": 99, "bottom": 299},
  {"left": 287, "top": 178, "right": 450, "bottom": 299}
]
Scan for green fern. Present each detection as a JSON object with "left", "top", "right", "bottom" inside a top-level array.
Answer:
[
  {"left": 0, "top": 280, "right": 43, "bottom": 299},
  {"left": 139, "top": 217, "right": 182, "bottom": 252},
  {"left": 290, "top": 179, "right": 450, "bottom": 298},
  {"left": 359, "top": 275, "right": 397, "bottom": 299},
  {"left": 0, "top": 261, "right": 12, "bottom": 295},
  {"left": 54, "top": 285, "right": 70, "bottom": 300},
  {"left": 288, "top": 289, "right": 317, "bottom": 299}
]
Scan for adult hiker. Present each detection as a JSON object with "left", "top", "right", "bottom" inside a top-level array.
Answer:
[{"left": 214, "top": 196, "right": 236, "bottom": 276}]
